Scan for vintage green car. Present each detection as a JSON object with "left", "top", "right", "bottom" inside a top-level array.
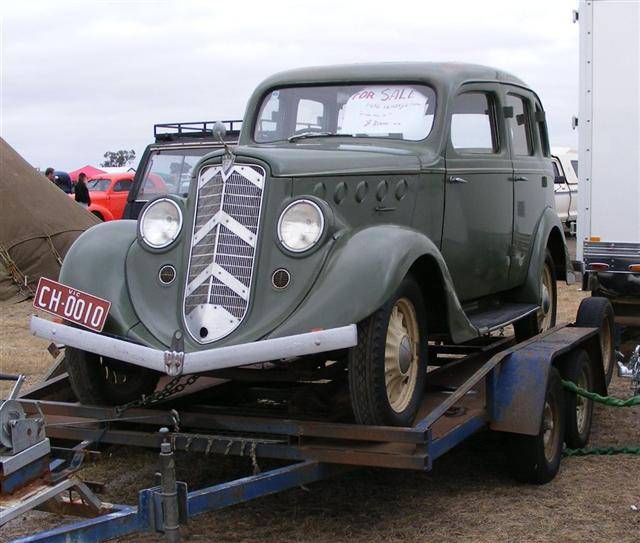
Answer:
[{"left": 31, "top": 62, "right": 573, "bottom": 427}]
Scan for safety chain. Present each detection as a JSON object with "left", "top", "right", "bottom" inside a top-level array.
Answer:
[
  {"left": 562, "top": 379, "right": 640, "bottom": 457},
  {"left": 561, "top": 380, "right": 640, "bottom": 408},
  {"left": 115, "top": 374, "right": 201, "bottom": 414}
]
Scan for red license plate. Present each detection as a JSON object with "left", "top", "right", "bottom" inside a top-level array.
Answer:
[{"left": 33, "top": 278, "right": 111, "bottom": 332}]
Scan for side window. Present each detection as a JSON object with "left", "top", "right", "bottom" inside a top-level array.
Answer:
[
  {"left": 450, "top": 92, "right": 497, "bottom": 153},
  {"left": 535, "top": 103, "right": 550, "bottom": 157},
  {"left": 113, "top": 179, "right": 133, "bottom": 192},
  {"left": 506, "top": 94, "right": 533, "bottom": 156},
  {"left": 295, "top": 99, "right": 325, "bottom": 132},
  {"left": 571, "top": 160, "right": 579, "bottom": 176}
]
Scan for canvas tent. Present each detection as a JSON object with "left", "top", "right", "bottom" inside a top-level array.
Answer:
[
  {"left": 0, "top": 138, "right": 99, "bottom": 302},
  {"left": 68, "top": 165, "right": 106, "bottom": 182}
]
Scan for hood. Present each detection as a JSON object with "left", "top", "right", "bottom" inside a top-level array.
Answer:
[{"left": 201, "top": 141, "right": 431, "bottom": 177}]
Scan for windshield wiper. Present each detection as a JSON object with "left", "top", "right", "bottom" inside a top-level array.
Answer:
[{"left": 288, "top": 131, "right": 354, "bottom": 142}]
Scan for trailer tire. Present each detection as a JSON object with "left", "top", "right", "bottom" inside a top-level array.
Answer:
[
  {"left": 560, "top": 349, "right": 594, "bottom": 449},
  {"left": 65, "top": 347, "right": 160, "bottom": 406},
  {"left": 507, "top": 367, "right": 565, "bottom": 484},
  {"left": 576, "top": 297, "right": 615, "bottom": 386},
  {"left": 514, "top": 250, "right": 557, "bottom": 342},
  {"left": 348, "top": 275, "right": 427, "bottom": 427}
]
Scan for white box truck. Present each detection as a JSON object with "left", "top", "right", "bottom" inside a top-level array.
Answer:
[{"left": 577, "top": 0, "right": 640, "bottom": 327}]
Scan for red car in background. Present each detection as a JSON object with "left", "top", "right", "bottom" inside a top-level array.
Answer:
[{"left": 71, "top": 173, "right": 165, "bottom": 221}]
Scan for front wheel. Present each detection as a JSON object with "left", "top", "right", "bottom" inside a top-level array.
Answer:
[
  {"left": 348, "top": 276, "right": 427, "bottom": 427},
  {"left": 65, "top": 347, "right": 160, "bottom": 406}
]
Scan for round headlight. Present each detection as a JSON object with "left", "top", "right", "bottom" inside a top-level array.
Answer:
[
  {"left": 139, "top": 198, "right": 183, "bottom": 249},
  {"left": 277, "top": 199, "right": 325, "bottom": 253}
]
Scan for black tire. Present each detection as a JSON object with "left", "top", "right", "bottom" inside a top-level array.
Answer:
[
  {"left": 348, "top": 276, "right": 428, "bottom": 427},
  {"left": 560, "top": 349, "right": 594, "bottom": 449},
  {"left": 65, "top": 347, "right": 160, "bottom": 406},
  {"left": 576, "top": 297, "right": 615, "bottom": 386},
  {"left": 507, "top": 367, "right": 565, "bottom": 484},
  {"left": 514, "top": 250, "right": 557, "bottom": 342}
]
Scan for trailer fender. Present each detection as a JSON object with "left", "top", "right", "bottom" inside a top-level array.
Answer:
[
  {"left": 268, "top": 225, "right": 478, "bottom": 344},
  {"left": 489, "top": 326, "right": 605, "bottom": 436}
]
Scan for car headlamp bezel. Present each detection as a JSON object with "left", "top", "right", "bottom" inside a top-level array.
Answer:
[
  {"left": 277, "top": 198, "right": 326, "bottom": 254},
  {"left": 138, "top": 197, "right": 184, "bottom": 251}
]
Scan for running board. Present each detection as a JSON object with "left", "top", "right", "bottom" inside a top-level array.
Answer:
[{"left": 466, "top": 303, "right": 539, "bottom": 334}]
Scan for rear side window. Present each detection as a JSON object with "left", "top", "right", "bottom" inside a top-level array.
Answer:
[
  {"left": 535, "top": 104, "right": 550, "bottom": 157},
  {"left": 450, "top": 92, "right": 497, "bottom": 153},
  {"left": 506, "top": 94, "right": 533, "bottom": 156},
  {"left": 113, "top": 179, "right": 133, "bottom": 192}
]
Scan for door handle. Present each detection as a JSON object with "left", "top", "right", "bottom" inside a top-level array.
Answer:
[
  {"left": 448, "top": 176, "right": 468, "bottom": 184},
  {"left": 511, "top": 175, "right": 529, "bottom": 182}
]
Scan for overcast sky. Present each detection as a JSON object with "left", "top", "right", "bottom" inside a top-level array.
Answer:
[{"left": 2, "top": 0, "right": 579, "bottom": 171}]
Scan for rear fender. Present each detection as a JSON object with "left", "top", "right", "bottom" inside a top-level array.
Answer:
[
  {"left": 510, "top": 207, "right": 575, "bottom": 304},
  {"left": 269, "top": 225, "right": 478, "bottom": 344},
  {"left": 88, "top": 204, "right": 113, "bottom": 222}
]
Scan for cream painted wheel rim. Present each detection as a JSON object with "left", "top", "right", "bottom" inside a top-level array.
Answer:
[
  {"left": 538, "top": 263, "right": 554, "bottom": 332},
  {"left": 542, "top": 398, "right": 560, "bottom": 463},
  {"left": 575, "top": 367, "right": 590, "bottom": 435},
  {"left": 385, "top": 298, "right": 420, "bottom": 413},
  {"left": 601, "top": 316, "right": 613, "bottom": 376}
]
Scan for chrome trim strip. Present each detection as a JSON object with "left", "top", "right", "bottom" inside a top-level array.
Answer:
[{"left": 30, "top": 316, "right": 358, "bottom": 377}]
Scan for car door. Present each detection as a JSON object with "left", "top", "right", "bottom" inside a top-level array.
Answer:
[
  {"left": 443, "top": 84, "right": 513, "bottom": 302},
  {"left": 111, "top": 178, "right": 133, "bottom": 219},
  {"left": 505, "top": 89, "right": 553, "bottom": 284}
]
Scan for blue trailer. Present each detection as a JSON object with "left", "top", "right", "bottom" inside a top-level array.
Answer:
[{"left": 0, "top": 298, "right": 615, "bottom": 542}]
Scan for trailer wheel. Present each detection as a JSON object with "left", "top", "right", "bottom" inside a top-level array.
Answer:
[
  {"left": 576, "top": 297, "right": 615, "bottom": 386},
  {"left": 508, "top": 367, "right": 565, "bottom": 484},
  {"left": 65, "top": 347, "right": 160, "bottom": 406},
  {"left": 348, "top": 276, "right": 427, "bottom": 426},
  {"left": 514, "top": 250, "right": 557, "bottom": 341},
  {"left": 560, "top": 349, "right": 594, "bottom": 449}
]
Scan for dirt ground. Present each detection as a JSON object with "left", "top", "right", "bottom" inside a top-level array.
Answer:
[{"left": 1, "top": 282, "right": 639, "bottom": 542}]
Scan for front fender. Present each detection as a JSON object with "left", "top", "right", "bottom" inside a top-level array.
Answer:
[
  {"left": 269, "top": 225, "right": 478, "bottom": 344},
  {"left": 88, "top": 204, "right": 114, "bottom": 222},
  {"left": 59, "top": 220, "right": 143, "bottom": 340}
]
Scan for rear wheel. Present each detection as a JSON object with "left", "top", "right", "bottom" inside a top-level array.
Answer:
[
  {"left": 514, "top": 250, "right": 557, "bottom": 341},
  {"left": 576, "top": 297, "right": 615, "bottom": 386},
  {"left": 65, "top": 347, "right": 160, "bottom": 406},
  {"left": 348, "top": 276, "right": 427, "bottom": 426},
  {"left": 507, "top": 367, "right": 565, "bottom": 484},
  {"left": 560, "top": 349, "right": 594, "bottom": 449}
]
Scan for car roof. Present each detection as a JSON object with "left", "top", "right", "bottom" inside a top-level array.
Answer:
[{"left": 256, "top": 62, "right": 527, "bottom": 90}]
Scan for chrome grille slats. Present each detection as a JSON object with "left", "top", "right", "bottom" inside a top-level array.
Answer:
[{"left": 183, "top": 164, "right": 265, "bottom": 343}]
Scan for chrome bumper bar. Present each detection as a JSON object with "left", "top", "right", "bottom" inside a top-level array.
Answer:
[{"left": 30, "top": 316, "right": 358, "bottom": 376}]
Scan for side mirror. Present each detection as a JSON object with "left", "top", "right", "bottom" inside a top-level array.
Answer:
[
  {"left": 212, "top": 121, "right": 227, "bottom": 141},
  {"left": 554, "top": 175, "right": 567, "bottom": 184}
]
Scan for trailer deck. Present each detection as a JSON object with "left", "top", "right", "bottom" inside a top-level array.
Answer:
[{"left": 2, "top": 323, "right": 603, "bottom": 542}]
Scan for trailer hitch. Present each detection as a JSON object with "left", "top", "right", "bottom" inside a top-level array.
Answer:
[{"left": 141, "top": 427, "right": 188, "bottom": 542}]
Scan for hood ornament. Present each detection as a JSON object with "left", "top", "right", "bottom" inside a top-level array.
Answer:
[{"left": 213, "top": 120, "right": 235, "bottom": 174}]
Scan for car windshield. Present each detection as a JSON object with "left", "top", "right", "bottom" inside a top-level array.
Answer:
[
  {"left": 88, "top": 179, "right": 111, "bottom": 191},
  {"left": 254, "top": 84, "right": 436, "bottom": 143},
  {"left": 138, "top": 148, "right": 212, "bottom": 199}
]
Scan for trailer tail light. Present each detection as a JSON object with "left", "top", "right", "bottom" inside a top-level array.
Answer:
[
  {"left": 590, "top": 236, "right": 601, "bottom": 242},
  {"left": 629, "top": 264, "right": 640, "bottom": 273},
  {"left": 588, "top": 263, "right": 610, "bottom": 271}
]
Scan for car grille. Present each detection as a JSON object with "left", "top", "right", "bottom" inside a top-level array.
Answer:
[{"left": 183, "top": 163, "right": 265, "bottom": 343}]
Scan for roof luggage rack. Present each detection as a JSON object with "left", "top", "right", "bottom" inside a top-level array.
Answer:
[{"left": 154, "top": 120, "right": 242, "bottom": 143}]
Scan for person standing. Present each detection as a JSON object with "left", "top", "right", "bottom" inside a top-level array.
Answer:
[{"left": 74, "top": 172, "right": 91, "bottom": 208}]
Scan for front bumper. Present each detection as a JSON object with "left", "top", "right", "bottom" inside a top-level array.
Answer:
[{"left": 30, "top": 316, "right": 358, "bottom": 376}]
